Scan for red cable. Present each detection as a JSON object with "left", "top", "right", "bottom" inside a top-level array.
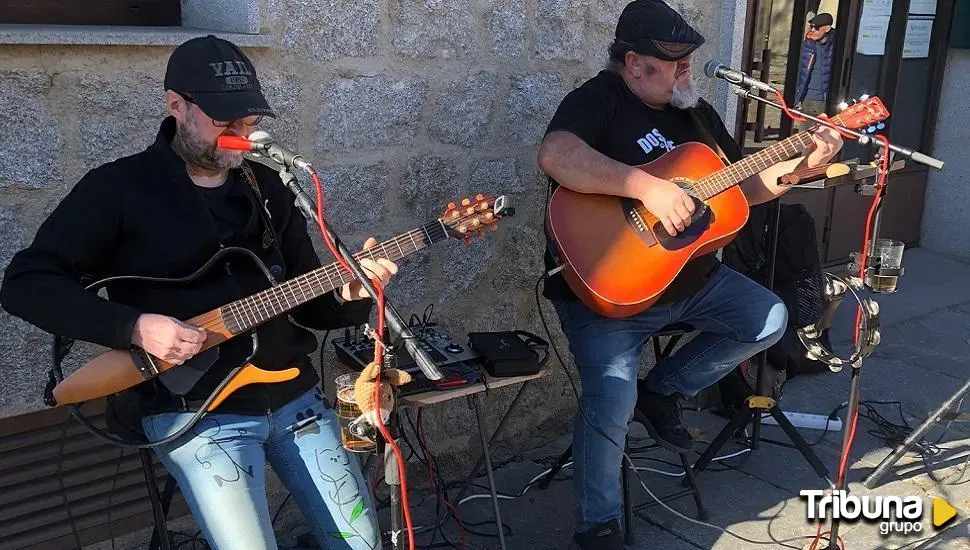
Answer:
[{"left": 309, "top": 171, "right": 416, "bottom": 550}]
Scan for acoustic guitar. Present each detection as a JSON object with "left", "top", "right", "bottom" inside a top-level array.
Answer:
[
  {"left": 52, "top": 194, "right": 512, "bottom": 409},
  {"left": 545, "top": 97, "right": 890, "bottom": 318}
]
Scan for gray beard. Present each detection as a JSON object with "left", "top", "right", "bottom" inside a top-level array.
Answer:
[
  {"left": 670, "top": 77, "right": 700, "bottom": 110},
  {"left": 173, "top": 123, "right": 243, "bottom": 172}
]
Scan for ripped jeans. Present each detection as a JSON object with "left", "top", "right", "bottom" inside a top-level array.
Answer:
[{"left": 142, "top": 388, "right": 379, "bottom": 550}]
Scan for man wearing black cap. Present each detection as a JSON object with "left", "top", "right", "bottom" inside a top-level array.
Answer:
[
  {"left": 537, "top": 1, "right": 842, "bottom": 547},
  {"left": 795, "top": 12, "right": 837, "bottom": 124},
  {"left": 1, "top": 36, "right": 394, "bottom": 549}
]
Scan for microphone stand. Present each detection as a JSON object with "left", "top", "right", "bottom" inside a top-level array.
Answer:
[
  {"left": 725, "top": 85, "right": 943, "bottom": 550},
  {"left": 270, "top": 161, "right": 432, "bottom": 549}
]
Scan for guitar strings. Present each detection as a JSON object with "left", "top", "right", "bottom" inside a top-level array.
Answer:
[{"left": 221, "top": 203, "right": 494, "bottom": 332}]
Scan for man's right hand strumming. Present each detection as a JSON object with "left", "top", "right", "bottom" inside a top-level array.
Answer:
[
  {"left": 637, "top": 175, "right": 696, "bottom": 237},
  {"left": 131, "top": 313, "right": 206, "bottom": 364}
]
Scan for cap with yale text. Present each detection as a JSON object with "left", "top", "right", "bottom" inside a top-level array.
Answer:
[{"left": 164, "top": 35, "right": 276, "bottom": 121}]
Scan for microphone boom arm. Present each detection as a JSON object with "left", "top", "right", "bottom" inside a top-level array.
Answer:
[{"left": 732, "top": 87, "right": 944, "bottom": 170}]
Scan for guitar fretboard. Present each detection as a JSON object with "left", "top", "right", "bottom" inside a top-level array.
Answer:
[
  {"left": 220, "top": 220, "right": 446, "bottom": 334},
  {"left": 692, "top": 131, "right": 818, "bottom": 200}
]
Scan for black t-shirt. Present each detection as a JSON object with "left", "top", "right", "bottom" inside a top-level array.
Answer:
[
  {"left": 542, "top": 70, "right": 744, "bottom": 306},
  {"left": 196, "top": 172, "right": 251, "bottom": 244}
]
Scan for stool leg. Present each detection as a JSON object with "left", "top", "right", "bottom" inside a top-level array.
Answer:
[
  {"left": 679, "top": 453, "right": 708, "bottom": 521},
  {"left": 622, "top": 453, "right": 634, "bottom": 545},
  {"left": 539, "top": 444, "right": 573, "bottom": 489},
  {"left": 141, "top": 449, "right": 172, "bottom": 550}
]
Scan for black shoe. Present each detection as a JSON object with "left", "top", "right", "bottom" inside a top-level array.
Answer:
[
  {"left": 634, "top": 380, "right": 694, "bottom": 453},
  {"left": 570, "top": 519, "right": 624, "bottom": 550}
]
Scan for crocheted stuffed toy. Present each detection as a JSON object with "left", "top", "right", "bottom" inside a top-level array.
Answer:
[{"left": 353, "top": 362, "right": 412, "bottom": 429}]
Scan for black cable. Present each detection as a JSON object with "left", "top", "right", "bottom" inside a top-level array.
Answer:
[
  {"left": 55, "top": 415, "right": 83, "bottom": 549},
  {"left": 416, "top": 409, "right": 462, "bottom": 550},
  {"left": 271, "top": 493, "right": 293, "bottom": 529}
]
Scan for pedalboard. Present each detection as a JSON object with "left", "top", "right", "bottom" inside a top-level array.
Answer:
[{"left": 332, "top": 324, "right": 483, "bottom": 395}]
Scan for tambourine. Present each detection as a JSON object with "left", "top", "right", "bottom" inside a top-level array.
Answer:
[{"left": 796, "top": 272, "right": 881, "bottom": 372}]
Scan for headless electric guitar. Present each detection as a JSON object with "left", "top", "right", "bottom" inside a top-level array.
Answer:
[
  {"left": 545, "top": 97, "right": 890, "bottom": 318},
  {"left": 52, "top": 194, "right": 511, "bottom": 409}
]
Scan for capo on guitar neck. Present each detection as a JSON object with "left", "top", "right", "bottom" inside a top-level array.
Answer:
[{"left": 778, "top": 162, "right": 851, "bottom": 186}]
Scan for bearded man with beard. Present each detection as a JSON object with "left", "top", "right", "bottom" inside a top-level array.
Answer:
[
  {"left": 1, "top": 36, "right": 396, "bottom": 550},
  {"left": 537, "top": 2, "right": 842, "bottom": 547}
]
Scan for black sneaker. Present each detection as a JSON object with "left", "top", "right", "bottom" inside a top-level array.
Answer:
[
  {"left": 570, "top": 519, "right": 624, "bottom": 550},
  {"left": 634, "top": 380, "right": 694, "bottom": 453}
]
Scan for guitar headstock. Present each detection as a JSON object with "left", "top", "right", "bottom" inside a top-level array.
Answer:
[
  {"left": 832, "top": 95, "right": 891, "bottom": 130},
  {"left": 441, "top": 194, "right": 513, "bottom": 244}
]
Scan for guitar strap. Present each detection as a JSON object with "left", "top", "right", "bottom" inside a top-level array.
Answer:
[
  {"left": 239, "top": 161, "right": 276, "bottom": 251},
  {"left": 688, "top": 108, "right": 732, "bottom": 167}
]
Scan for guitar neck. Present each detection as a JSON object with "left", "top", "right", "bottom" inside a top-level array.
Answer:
[
  {"left": 694, "top": 131, "right": 817, "bottom": 200},
  {"left": 220, "top": 220, "right": 447, "bottom": 334}
]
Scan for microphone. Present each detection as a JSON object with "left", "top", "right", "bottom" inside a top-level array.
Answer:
[
  {"left": 704, "top": 60, "right": 778, "bottom": 93},
  {"left": 217, "top": 131, "right": 312, "bottom": 173}
]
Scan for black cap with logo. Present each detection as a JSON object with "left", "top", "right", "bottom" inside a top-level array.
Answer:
[
  {"left": 612, "top": 0, "right": 706, "bottom": 61},
  {"left": 164, "top": 35, "right": 276, "bottom": 121}
]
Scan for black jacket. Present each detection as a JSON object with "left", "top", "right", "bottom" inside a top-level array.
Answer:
[{"left": 1, "top": 117, "right": 372, "bottom": 415}]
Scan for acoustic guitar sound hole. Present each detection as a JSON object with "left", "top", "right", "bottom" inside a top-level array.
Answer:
[{"left": 652, "top": 194, "right": 714, "bottom": 251}]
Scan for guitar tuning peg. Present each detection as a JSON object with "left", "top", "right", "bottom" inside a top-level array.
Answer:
[
  {"left": 489, "top": 224, "right": 498, "bottom": 232},
  {"left": 475, "top": 193, "right": 484, "bottom": 201},
  {"left": 461, "top": 198, "right": 471, "bottom": 207},
  {"left": 464, "top": 236, "right": 472, "bottom": 246},
  {"left": 447, "top": 202, "right": 456, "bottom": 210}
]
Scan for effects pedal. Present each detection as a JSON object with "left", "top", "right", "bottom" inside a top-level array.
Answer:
[{"left": 332, "top": 324, "right": 483, "bottom": 395}]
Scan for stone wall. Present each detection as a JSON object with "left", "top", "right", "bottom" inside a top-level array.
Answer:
[
  {"left": 0, "top": 0, "right": 733, "bottom": 464},
  {"left": 922, "top": 48, "right": 970, "bottom": 263}
]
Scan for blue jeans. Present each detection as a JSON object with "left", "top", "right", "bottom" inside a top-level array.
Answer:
[
  {"left": 553, "top": 265, "right": 787, "bottom": 532},
  {"left": 142, "top": 387, "right": 380, "bottom": 550}
]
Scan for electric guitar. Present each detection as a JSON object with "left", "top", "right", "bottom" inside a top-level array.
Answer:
[
  {"left": 545, "top": 97, "right": 890, "bottom": 318},
  {"left": 52, "top": 194, "right": 512, "bottom": 409}
]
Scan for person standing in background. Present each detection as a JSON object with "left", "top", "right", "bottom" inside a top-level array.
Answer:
[{"left": 795, "top": 12, "right": 836, "bottom": 129}]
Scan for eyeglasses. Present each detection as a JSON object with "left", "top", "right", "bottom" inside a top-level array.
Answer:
[{"left": 176, "top": 92, "right": 263, "bottom": 128}]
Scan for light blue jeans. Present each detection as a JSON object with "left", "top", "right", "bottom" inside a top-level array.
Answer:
[
  {"left": 142, "top": 387, "right": 380, "bottom": 550},
  {"left": 553, "top": 265, "right": 787, "bottom": 531}
]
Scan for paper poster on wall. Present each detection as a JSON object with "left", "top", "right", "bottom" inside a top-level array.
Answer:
[
  {"left": 862, "top": 0, "right": 893, "bottom": 17},
  {"left": 903, "top": 17, "right": 934, "bottom": 58},
  {"left": 909, "top": 0, "right": 937, "bottom": 15},
  {"left": 857, "top": 15, "right": 890, "bottom": 55}
]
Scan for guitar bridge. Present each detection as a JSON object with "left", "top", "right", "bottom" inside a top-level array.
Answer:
[
  {"left": 627, "top": 207, "right": 647, "bottom": 233},
  {"left": 130, "top": 348, "right": 161, "bottom": 379}
]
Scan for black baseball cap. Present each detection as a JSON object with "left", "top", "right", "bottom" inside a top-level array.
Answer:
[
  {"left": 164, "top": 35, "right": 276, "bottom": 121},
  {"left": 809, "top": 13, "right": 834, "bottom": 27},
  {"left": 613, "top": 0, "right": 706, "bottom": 61}
]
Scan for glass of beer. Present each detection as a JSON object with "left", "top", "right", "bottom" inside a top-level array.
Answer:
[
  {"left": 867, "top": 239, "right": 905, "bottom": 293},
  {"left": 334, "top": 375, "right": 376, "bottom": 453}
]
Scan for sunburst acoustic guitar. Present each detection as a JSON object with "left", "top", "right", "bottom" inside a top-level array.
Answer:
[{"left": 545, "top": 97, "right": 890, "bottom": 318}]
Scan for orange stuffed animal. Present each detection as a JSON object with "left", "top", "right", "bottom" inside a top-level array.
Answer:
[{"left": 352, "top": 362, "right": 413, "bottom": 431}]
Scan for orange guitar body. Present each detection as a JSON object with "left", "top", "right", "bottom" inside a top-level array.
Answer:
[{"left": 546, "top": 142, "right": 750, "bottom": 318}]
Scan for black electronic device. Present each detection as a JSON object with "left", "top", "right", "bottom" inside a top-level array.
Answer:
[{"left": 332, "top": 323, "right": 483, "bottom": 396}]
